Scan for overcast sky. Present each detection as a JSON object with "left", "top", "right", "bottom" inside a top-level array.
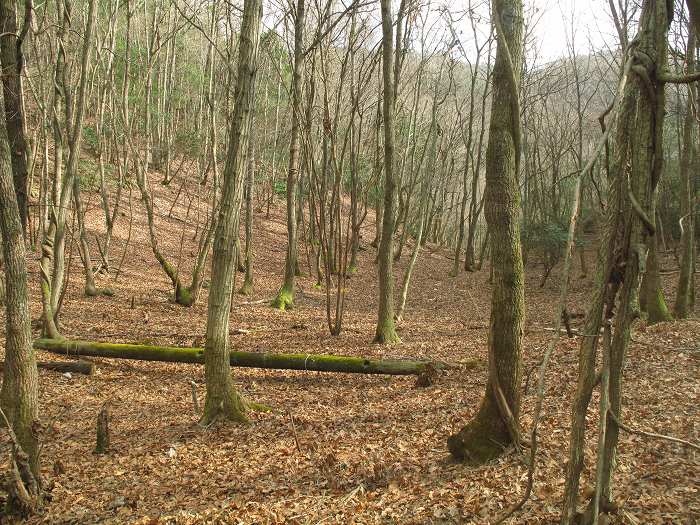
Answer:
[{"left": 529, "top": 0, "right": 619, "bottom": 62}]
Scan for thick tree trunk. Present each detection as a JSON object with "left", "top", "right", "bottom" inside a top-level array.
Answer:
[
  {"left": 33, "top": 339, "right": 454, "bottom": 376},
  {"left": 0, "top": 81, "right": 40, "bottom": 490},
  {"left": 448, "top": 0, "right": 524, "bottom": 464},
  {"left": 200, "top": 0, "right": 262, "bottom": 425},
  {"left": 561, "top": 2, "right": 670, "bottom": 522}
]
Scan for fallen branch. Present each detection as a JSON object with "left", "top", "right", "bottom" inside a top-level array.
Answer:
[
  {"left": 1, "top": 360, "right": 95, "bottom": 376},
  {"left": 608, "top": 408, "right": 700, "bottom": 452},
  {"left": 33, "top": 338, "right": 461, "bottom": 376}
]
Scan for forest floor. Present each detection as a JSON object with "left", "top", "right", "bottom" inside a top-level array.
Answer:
[{"left": 0, "top": 172, "right": 698, "bottom": 524}]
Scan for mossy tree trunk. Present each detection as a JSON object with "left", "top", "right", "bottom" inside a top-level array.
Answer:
[
  {"left": 448, "top": 0, "right": 525, "bottom": 464},
  {"left": 271, "top": 0, "right": 304, "bottom": 311},
  {"left": 0, "top": 258, "right": 5, "bottom": 305},
  {"left": 0, "top": 79, "right": 41, "bottom": 492},
  {"left": 370, "top": 94, "right": 383, "bottom": 252},
  {"left": 374, "top": 0, "right": 406, "bottom": 344},
  {"left": 200, "top": 0, "right": 262, "bottom": 426},
  {"left": 34, "top": 338, "right": 451, "bottom": 376}
]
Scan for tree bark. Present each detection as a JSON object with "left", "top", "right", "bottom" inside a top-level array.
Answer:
[
  {"left": 239, "top": 135, "right": 255, "bottom": 295},
  {"left": 675, "top": 32, "right": 696, "bottom": 318},
  {"left": 0, "top": 77, "right": 40, "bottom": 484},
  {"left": 448, "top": 0, "right": 525, "bottom": 464},
  {"left": 561, "top": 1, "right": 671, "bottom": 522},
  {"left": 200, "top": 0, "right": 262, "bottom": 425},
  {"left": 271, "top": 0, "right": 304, "bottom": 310},
  {"left": 374, "top": 0, "right": 405, "bottom": 344},
  {"left": 0, "top": 0, "right": 29, "bottom": 235},
  {"left": 639, "top": 232, "right": 672, "bottom": 324}
]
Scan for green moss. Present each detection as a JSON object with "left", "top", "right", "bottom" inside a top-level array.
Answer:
[
  {"left": 271, "top": 287, "right": 294, "bottom": 310},
  {"left": 175, "top": 285, "right": 195, "bottom": 307},
  {"left": 646, "top": 289, "right": 673, "bottom": 325},
  {"left": 246, "top": 400, "right": 272, "bottom": 412},
  {"left": 34, "top": 339, "right": 435, "bottom": 375},
  {"left": 162, "top": 261, "right": 178, "bottom": 282}
]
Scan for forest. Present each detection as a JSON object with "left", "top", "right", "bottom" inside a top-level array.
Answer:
[{"left": 0, "top": 0, "right": 698, "bottom": 522}]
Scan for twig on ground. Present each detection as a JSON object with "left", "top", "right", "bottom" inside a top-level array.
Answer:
[{"left": 608, "top": 407, "right": 700, "bottom": 452}]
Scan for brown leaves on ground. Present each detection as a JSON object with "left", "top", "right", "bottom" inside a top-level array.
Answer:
[{"left": 0, "top": 176, "right": 697, "bottom": 524}]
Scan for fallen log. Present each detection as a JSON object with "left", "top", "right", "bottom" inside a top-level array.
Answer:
[
  {"left": 1, "top": 360, "right": 95, "bottom": 376},
  {"left": 33, "top": 339, "right": 450, "bottom": 376}
]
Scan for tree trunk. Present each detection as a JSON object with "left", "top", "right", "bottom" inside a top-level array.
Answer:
[
  {"left": 0, "top": 81, "right": 40, "bottom": 488},
  {"left": 200, "top": 0, "right": 262, "bottom": 425},
  {"left": 34, "top": 339, "right": 456, "bottom": 376},
  {"left": 271, "top": 0, "right": 304, "bottom": 310},
  {"left": 448, "top": 0, "right": 525, "bottom": 464},
  {"left": 639, "top": 232, "right": 672, "bottom": 324},
  {"left": 0, "top": 0, "right": 29, "bottom": 235},
  {"left": 675, "top": 40, "right": 696, "bottom": 318},
  {"left": 374, "top": 0, "right": 405, "bottom": 344},
  {"left": 40, "top": 0, "right": 97, "bottom": 336},
  {"left": 239, "top": 136, "right": 255, "bottom": 295},
  {"left": 561, "top": 2, "right": 671, "bottom": 522}
]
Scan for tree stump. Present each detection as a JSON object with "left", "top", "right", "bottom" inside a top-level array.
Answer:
[{"left": 95, "top": 405, "right": 110, "bottom": 454}]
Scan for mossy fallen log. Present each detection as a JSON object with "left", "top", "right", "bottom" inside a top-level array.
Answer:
[
  {"left": 33, "top": 338, "right": 448, "bottom": 376},
  {"left": 1, "top": 359, "right": 95, "bottom": 375}
]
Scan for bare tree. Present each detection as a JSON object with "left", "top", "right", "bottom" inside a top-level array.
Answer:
[
  {"left": 201, "top": 0, "right": 262, "bottom": 425},
  {"left": 448, "top": 0, "right": 525, "bottom": 463}
]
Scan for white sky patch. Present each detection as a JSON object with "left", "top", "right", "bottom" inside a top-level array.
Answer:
[{"left": 528, "top": 0, "right": 619, "bottom": 62}]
